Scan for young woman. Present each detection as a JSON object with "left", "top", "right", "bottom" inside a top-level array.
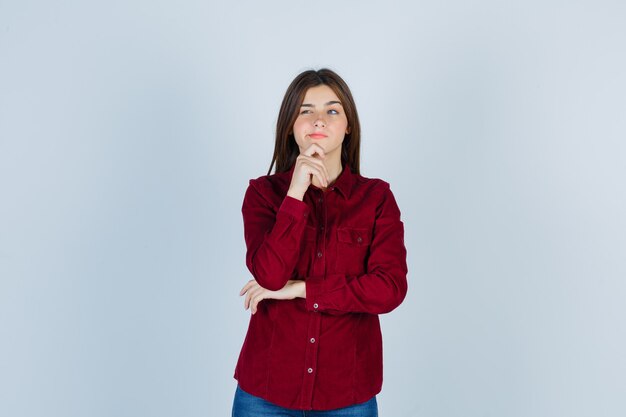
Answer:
[{"left": 232, "top": 68, "right": 408, "bottom": 417}]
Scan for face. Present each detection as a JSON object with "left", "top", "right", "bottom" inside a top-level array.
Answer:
[{"left": 292, "top": 85, "right": 350, "bottom": 161}]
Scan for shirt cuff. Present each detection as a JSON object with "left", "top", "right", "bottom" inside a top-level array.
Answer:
[{"left": 279, "top": 195, "right": 310, "bottom": 220}]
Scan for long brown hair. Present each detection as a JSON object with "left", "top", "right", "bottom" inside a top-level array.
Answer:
[{"left": 267, "top": 68, "right": 361, "bottom": 175}]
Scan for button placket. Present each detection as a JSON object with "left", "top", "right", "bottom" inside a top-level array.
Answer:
[
  {"left": 300, "top": 301, "right": 322, "bottom": 408},
  {"left": 314, "top": 193, "right": 326, "bottom": 264},
  {"left": 299, "top": 190, "right": 327, "bottom": 408}
]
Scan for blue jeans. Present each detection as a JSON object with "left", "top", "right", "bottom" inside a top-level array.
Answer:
[{"left": 232, "top": 385, "right": 378, "bottom": 417}]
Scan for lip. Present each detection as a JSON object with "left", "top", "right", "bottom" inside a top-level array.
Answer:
[{"left": 309, "top": 132, "right": 328, "bottom": 139}]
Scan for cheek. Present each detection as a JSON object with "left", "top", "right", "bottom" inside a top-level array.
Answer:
[
  {"left": 340, "top": 117, "right": 349, "bottom": 132},
  {"left": 292, "top": 118, "right": 308, "bottom": 133},
  {"left": 292, "top": 119, "right": 309, "bottom": 140},
  {"left": 329, "top": 117, "right": 348, "bottom": 133}
]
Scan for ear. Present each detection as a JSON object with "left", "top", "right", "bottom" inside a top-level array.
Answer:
[{"left": 345, "top": 126, "right": 351, "bottom": 134}]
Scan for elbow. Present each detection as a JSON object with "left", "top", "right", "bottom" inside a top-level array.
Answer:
[
  {"left": 249, "top": 266, "right": 289, "bottom": 291},
  {"left": 378, "top": 290, "right": 407, "bottom": 314},
  {"left": 247, "top": 255, "right": 290, "bottom": 291},
  {"left": 377, "top": 273, "right": 408, "bottom": 314}
]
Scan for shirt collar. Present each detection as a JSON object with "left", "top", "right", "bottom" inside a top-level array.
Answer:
[{"left": 331, "top": 163, "right": 354, "bottom": 199}]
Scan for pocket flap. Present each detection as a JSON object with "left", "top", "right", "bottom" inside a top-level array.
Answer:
[{"left": 337, "top": 227, "right": 371, "bottom": 245}]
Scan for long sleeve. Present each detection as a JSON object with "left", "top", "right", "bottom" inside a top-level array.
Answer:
[
  {"left": 242, "top": 180, "right": 310, "bottom": 291},
  {"left": 304, "top": 183, "right": 408, "bottom": 315}
]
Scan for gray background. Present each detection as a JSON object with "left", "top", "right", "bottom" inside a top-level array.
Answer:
[{"left": 1, "top": 1, "right": 625, "bottom": 416}]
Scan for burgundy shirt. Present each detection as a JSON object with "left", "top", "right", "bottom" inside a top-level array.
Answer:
[{"left": 234, "top": 163, "right": 408, "bottom": 411}]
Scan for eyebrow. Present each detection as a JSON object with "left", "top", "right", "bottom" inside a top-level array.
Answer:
[{"left": 300, "top": 101, "right": 343, "bottom": 107}]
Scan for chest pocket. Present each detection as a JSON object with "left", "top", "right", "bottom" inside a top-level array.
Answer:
[{"left": 336, "top": 226, "right": 372, "bottom": 275}]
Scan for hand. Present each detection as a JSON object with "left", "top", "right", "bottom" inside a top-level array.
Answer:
[
  {"left": 239, "top": 279, "right": 306, "bottom": 314},
  {"left": 287, "top": 144, "right": 329, "bottom": 200}
]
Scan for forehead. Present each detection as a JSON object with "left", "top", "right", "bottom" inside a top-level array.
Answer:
[{"left": 302, "top": 85, "right": 340, "bottom": 103}]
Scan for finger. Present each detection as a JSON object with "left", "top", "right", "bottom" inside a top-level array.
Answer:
[
  {"left": 299, "top": 154, "right": 327, "bottom": 171},
  {"left": 303, "top": 143, "right": 326, "bottom": 158},
  {"left": 299, "top": 158, "right": 329, "bottom": 187},
  {"left": 316, "top": 172, "right": 327, "bottom": 188},
  {"left": 251, "top": 293, "right": 265, "bottom": 315},
  {"left": 245, "top": 285, "right": 264, "bottom": 310},
  {"left": 244, "top": 285, "right": 258, "bottom": 309},
  {"left": 302, "top": 154, "right": 330, "bottom": 184},
  {"left": 239, "top": 279, "right": 256, "bottom": 296},
  {"left": 309, "top": 164, "right": 328, "bottom": 188}
]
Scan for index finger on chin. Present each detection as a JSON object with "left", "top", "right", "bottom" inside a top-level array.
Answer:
[{"left": 303, "top": 143, "right": 325, "bottom": 158}]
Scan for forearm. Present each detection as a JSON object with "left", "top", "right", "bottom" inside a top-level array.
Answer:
[
  {"left": 305, "top": 267, "right": 407, "bottom": 315},
  {"left": 244, "top": 191, "right": 310, "bottom": 291},
  {"left": 241, "top": 279, "right": 306, "bottom": 314}
]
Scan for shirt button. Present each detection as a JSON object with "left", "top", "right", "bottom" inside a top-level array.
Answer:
[
  {"left": 307, "top": 368, "right": 313, "bottom": 374},
  {"left": 317, "top": 251, "right": 323, "bottom": 258},
  {"left": 310, "top": 338, "right": 316, "bottom": 343},
  {"left": 357, "top": 236, "right": 363, "bottom": 243},
  {"left": 313, "top": 303, "right": 319, "bottom": 309},
  {"left": 317, "top": 198, "right": 323, "bottom": 203}
]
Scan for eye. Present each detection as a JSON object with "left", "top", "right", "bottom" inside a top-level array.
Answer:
[
  {"left": 300, "top": 110, "right": 312, "bottom": 115},
  {"left": 328, "top": 109, "right": 339, "bottom": 115}
]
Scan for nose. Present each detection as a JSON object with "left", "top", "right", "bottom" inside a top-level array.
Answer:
[{"left": 314, "top": 116, "right": 326, "bottom": 128}]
